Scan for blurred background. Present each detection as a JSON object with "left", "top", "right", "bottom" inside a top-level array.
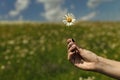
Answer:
[{"left": 0, "top": 0, "right": 120, "bottom": 80}]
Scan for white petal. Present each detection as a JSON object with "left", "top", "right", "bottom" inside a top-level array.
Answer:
[
  {"left": 66, "top": 22, "right": 73, "bottom": 26},
  {"left": 72, "top": 19, "right": 76, "bottom": 23},
  {"left": 69, "top": 22, "right": 73, "bottom": 26},
  {"left": 63, "top": 20, "right": 67, "bottom": 24},
  {"left": 66, "top": 23, "right": 70, "bottom": 26},
  {"left": 65, "top": 15, "right": 68, "bottom": 18}
]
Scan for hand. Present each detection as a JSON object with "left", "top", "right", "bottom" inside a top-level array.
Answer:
[{"left": 67, "top": 39, "right": 99, "bottom": 71}]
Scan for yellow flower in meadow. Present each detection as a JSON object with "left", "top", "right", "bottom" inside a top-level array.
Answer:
[{"left": 63, "top": 13, "right": 76, "bottom": 26}]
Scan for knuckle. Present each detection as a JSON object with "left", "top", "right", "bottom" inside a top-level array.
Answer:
[{"left": 67, "top": 38, "right": 72, "bottom": 44}]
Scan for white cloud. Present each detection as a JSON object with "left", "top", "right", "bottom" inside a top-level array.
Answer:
[
  {"left": 9, "top": 0, "right": 30, "bottom": 17},
  {"left": 87, "top": 0, "right": 113, "bottom": 8},
  {"left": 80, "top": 12, "right": 97, "bottom": 21},
  {"left": 37, "top": 0, "right": 67, "bottom": 21}
]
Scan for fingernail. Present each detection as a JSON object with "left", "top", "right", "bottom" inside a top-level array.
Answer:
[{"left": 72, "top": 39, "right": 75, "bottom": 42}]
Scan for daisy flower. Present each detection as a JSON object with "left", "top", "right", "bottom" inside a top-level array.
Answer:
[{"left": 63, "top": 13, "right": 76, "bottom": 26}]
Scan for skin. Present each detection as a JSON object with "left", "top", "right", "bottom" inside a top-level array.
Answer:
[{"left": 67, "top": 38, "right": 120, "bottom": 79}]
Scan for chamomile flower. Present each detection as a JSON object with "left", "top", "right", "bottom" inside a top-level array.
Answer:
[{"left": 63, "top": 13, "right": 76, "bottom": 26}]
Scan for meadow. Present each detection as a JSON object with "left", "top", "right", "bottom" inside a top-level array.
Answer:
[{"left": 0, "top": 22, "right": 120, "bottom": 80}]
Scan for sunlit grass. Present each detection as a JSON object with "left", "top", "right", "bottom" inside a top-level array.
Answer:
[{"left": 0, "top": 22, "right": 120, "bottom": 80}]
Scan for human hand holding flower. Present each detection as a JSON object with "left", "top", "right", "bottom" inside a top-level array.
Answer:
[{"left": 67, "top": 39, "right": 99, "bottom": 71}]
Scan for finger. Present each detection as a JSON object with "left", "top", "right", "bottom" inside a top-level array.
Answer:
[
  {"left": 74, "top": 53, "right": 84, "bottom": 64},
  {"left": 67, "top": 41, "right": 74, "bottom": 49},
  {"left": 67, "top": 38, "right": 75, "bottom": 44},
  {"left": 68, "top": 52, "right": 74, "bottom": 60},
  {"left": 68, "top": 52, "right": 83, "bottom": 65},
  {"left": 68, "top": 52, "right": 76, "bottom": 64},
  {"left": 68, "top": 44, "right": 76, "bottom": 52},
  {"left": 67, "top": 39, "right": 83, "bottom": 56},
  {"left": 69, "top": 44, "right": 84, "bottom": 58},
  {"left": 69, "top": 56, "right": 75, "bottom": 64},
  {"left": 75, "top": 47, "right": 83, "bottom": 55},
  {"left": 67, "top": 38, "right": 72, "bottom": 44}
]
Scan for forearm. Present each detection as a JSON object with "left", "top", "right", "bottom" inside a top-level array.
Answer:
[{"left": 95, "top": 56, "right": 120, "bottom": 79}]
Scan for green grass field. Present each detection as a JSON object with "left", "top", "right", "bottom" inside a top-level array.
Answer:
[{"left": 0, "top": 22, "right": 120, "bottom": 80}]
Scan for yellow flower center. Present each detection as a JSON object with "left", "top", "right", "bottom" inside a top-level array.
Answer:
[{"left": 66, "top": 17, "right": 72, "bottom": 22}]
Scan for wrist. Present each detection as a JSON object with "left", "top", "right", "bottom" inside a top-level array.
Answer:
[{"left": 94, "top": 56, "right": 106, "bottom": 72}]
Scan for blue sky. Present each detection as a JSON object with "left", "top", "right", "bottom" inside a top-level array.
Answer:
[{"left": 0, "top": 0, "right": 120, "bottom": 22}]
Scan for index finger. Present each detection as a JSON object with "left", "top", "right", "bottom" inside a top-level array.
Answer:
[{"left": 67, "top": 38, "right": 75, "bottom": 44}]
